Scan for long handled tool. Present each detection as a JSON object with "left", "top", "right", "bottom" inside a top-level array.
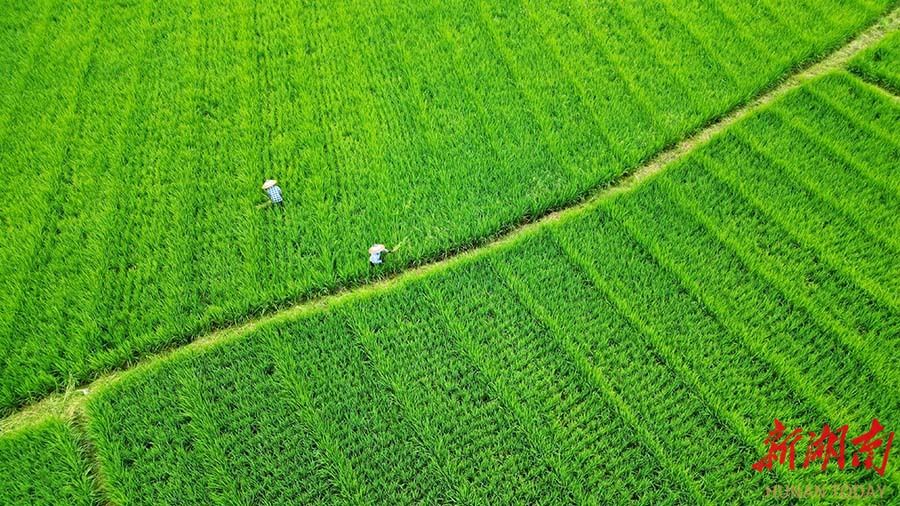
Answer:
[{"left": 388, "top": 236, "right": 409, "bottom": 253}]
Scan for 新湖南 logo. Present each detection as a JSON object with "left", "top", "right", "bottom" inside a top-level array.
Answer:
[{"left": 752, "top": 418, "right": 893, "bottom": 476}]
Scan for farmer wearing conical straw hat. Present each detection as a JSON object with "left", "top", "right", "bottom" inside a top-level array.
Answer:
[
  {"left": 369, "top": 244, "right": 390, "bottom": 266},
  {"left": 262, "top": 179, "right": 283, "bottom": 207},
  {"left": 368, "top": 238, "right": 407, "bottom": 266}
]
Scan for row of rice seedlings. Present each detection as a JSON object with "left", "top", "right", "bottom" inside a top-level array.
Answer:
[
  {"left": 310, "top": 0, "right": 504, "bottom": 273},
  {"left": 350, "top": 282, "right": 586, "bottom": 503},
  {"left": 748, "top": 108, "right": 900, "bottom": 251},
  {"left": 849, "top": 27, "right": 900, "bottom": 93},
  {"left": 713, "top": 0, "right": 810, "bottom": 73},
  {"left": 91, "top": 325, "right": 371, "bottom": 504},
  {"left": 364, "top": 0, "right": 550, "bottom": 255},
  {"left": 44, "top": 0, "right": 157, "bottom": 396},
  {"left": 276, "top": 3, "right": 342, "bottom": 290},
  {"left": 559, "top": 197, "right": 895, "bottom": 492},
  {"left": 551, "top": 205, "right": 816, "bottom": 434},
  {"left": 552, "top": 209, "right": 884, "bottom": 490},
  {"left": 859, "top": 0, "right": 892, "bottom": 14},
  {"left": 664, "top": 0, "right": 777, "bottom": 95},
  {"left": 345, "top": 0, "right": 501, "bottom": 265},
  {"left": 349, "top": 0, "right": 447, "bottom": 257},
  {"left": 305, "top": 2, "right": 409, "bottom": 280},
  {"left": 778, "top": 84, "right": 900, "bottom": 191},
  {"left": 660, "top": 153, "right": 900, "bottom": 392},
  {"left": 342, "top": 284, "right": 575, "bottom": 505},
  {"left": 521, "top": 0, "right": 671, "bottom": 168},
  {"left": 726, "top": 0, "right": 818, "bottom": 55},
  {"left": 87, "top": 333, "right": 335, "bottom": 505},
  {"left": 629, "top": 0, "right": 745, "bottom": 107},
  {"left": 430, "top": 1, "right": 574, "bottom": 231},
  {"left": 605, "top": 162, "right": 900, "bottom": 460},
  {"left": 186, "top": 0, "right": 346, "bottom": 312},
  {"left": 736, "top": 100, "right": 900, "bottom": 288},
  {"left": 532, "top": 0, "right": 699, "bottom": 171},
  {"left": 582, "top": 0, "right": 705, "bottom": 130},
  {"left": 490, "top": 233, "right": 782, "bottom": 503},
  {"left": 763, "top": 0, "right": 848, "bottom": 43},
  {"left": 478, "top": 0, "right": 621, "bottom": 184},
  {"left": 0, "top": 0, "right": 58, "bottom": 134},
  {"left": 79, "top": 0, "right": 211, "bottom": 387},
  {"left": 73, "top": 0, "right": 169, "bottom": 363},
  {"left": 0, "top": 417, "right": 96, "bottom": 505},
  {"left": 258, "top": 1, "right": 356, "bottom": 291},
  {"left": 190, "top": 0, "right": 274, "bottom": 322},
  {"left": 656, "top": 161, "right": 900, "bottom": 483},
  {"left": 90, "top": 286, "right": 576, "bottom": 504},
  {"left": 546, "top": 205, "right": 874, "bottom": 495},
  {"left": 699, "top": 128, "right": 900, "bottom": 311},
  {"left": 183, "top": 0, "right": 345, "bottom": 308},
  {"left": 266, "top": 312, "right": 450, "bottom": 505},
  {"left": 0, "top": 0, "right": 95, "bottom": 148},
  {"left": 359, "top": 0, "right": 563, "bottom": 258},
  {"left": 805, "top": 81, "right": 900, "bottom": 152},
  {"left": 0, "top": 0, "right": 95, "bottom": 332},
  {"left": 600, "top": 187, "right": 900, "bottom": 490},
  {"left": 343, "top": 0, "right": 594, "bottom": 256},
  {"left": 811, "top": 71, "right": 900, "bottom": 149},
  {"left": 774, "top": 91, "right": 900, "bottom": 216},
  {"left": 0, "top": 0, "right": 156, "bottom": 411},
  {"left": 429, "top": 258, "right": 696, "bottom": 503},
  {"left": 813, "top": 0, "right": 886, "bottom": 35},
  {"left": 341, "top": 300, "right": 486, "bottom": 505},
  {"left": 87, "top": 0, "right": 198, "bottom": 354},
  {"left": 189, "top": 0, "right": 334, "bottom": 321}
]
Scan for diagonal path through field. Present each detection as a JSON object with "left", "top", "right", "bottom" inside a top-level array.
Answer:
[{"left": 2, "top": 5, "right": 899, "bottom": 437}]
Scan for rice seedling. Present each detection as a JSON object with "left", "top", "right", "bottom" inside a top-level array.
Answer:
[{"left": 0, "top": 0, "right": 893, "bottom": 412}]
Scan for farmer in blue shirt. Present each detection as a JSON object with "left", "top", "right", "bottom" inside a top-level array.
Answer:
[
  {"left": 262, "top": 179, "right": 283, "bottom": 206},
  {"left": 369, "top": 244, "right": 390, "bottom": 266}
]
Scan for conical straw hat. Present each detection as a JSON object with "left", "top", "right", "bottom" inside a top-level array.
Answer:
[
  {"left": 262, "top": 179, "right": 278, "bottom": 190},
  {"left": 368, "top": 244, "right": 387, "bottom": 254}
]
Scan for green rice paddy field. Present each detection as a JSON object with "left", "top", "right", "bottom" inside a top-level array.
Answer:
[
  {"left": 2, "top": 69, "right": 898, "bottom": 503},
  {"left": 2, "top": 0, "right": 900, "bottom": 504},
  {"left": 0, "top": 0, "right": 896, "bottom": 411},
  {"left": 0, "top": 418, "right": 96, "bottom": 505},
  {"left": 850, "top": 27, "right": 900, "bottom": 91}
]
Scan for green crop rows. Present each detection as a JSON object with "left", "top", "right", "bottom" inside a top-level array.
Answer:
[
  {"left": 850, "top": 28, "right": 900, "bottom": 92},
  {"left": 0, "top": 71, "right": 888, "bottom": 504},
  {"left": 0, "top": 417, "right": 96, "bottom": 505},
  {"left": 0, "top": 0, "right": 893, "bottom": 411},
  {"left": 2, "top": 0, "right": 899, "bottom": 503}
]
